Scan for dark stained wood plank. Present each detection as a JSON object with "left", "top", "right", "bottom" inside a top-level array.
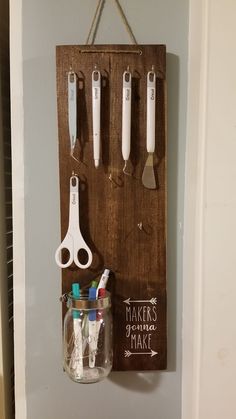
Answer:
[{"left": 56, "top": 44, "right": 167, "bottom": 371}]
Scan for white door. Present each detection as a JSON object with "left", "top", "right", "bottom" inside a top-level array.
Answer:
[{"left": 182, "top": 1, "right": 236, "bottom": 418}]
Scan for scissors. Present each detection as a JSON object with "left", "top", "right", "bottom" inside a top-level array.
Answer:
[{"left": 55, "top": 176, "right": 93, "bottom": 269}]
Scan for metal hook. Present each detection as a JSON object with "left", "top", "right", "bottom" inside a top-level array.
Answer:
[
  {"left": 137, "top": 222, "right": 143, "bottom": 231},
  {"left": 109, "top": 173, "right": 116, "bottom": 186},
  {"left": 108, "top": 173, "right": 123, "bottom": 188},
  {"left": 137, "top": 221, "right": 153, "bottom": 235},
  {"left": 123, "top": 161, "right": 132, "bottom": 176},
  {"left": 70, "top": 149, "right": 81, "bottom": 164},
  {"left": 69, "top": 69, "right": 76, "bottom": 83},
  {"left": 151, "top": 65, "right": 155, "bottom": 72},
  {"left": 72, "top": 170, "right": 78, "bottom": 177},
  {"left": 60, "top": 293, "right": 69, "bottom": 303}
]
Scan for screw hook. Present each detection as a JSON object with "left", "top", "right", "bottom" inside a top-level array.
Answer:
[
  {"left": 137, "top": 222, "right": 143, "bottom": 231},
  {"left": 108, "top": 173, "right": 123, "bottom": 188},
  {"left": 123, "top": 161, "right": 132, "bottom": 177},
  {"left": 70, "top": 148, "right": 81, "bottom": 165}
]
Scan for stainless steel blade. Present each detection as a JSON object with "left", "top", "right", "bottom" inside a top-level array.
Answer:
[{"left": 141, "top": 153, "right": 156, "bottom": 189}]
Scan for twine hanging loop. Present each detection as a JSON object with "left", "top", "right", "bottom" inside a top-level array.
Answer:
[{"left": 86, "top": 0, "right": 138, "bottom": 45}]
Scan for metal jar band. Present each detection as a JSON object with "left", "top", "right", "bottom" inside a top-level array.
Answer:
[{"left": 62, "top": 290, "right": 111, "bottom": 310}]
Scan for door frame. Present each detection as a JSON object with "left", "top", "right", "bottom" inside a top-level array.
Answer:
[
  {"left": 10, "top": 0, "right": 27, "bottom": 418},
  {"left": 182, "top": 0, "right": 209, "bottom": 417}
]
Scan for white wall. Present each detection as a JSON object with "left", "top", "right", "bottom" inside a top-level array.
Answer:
[{"left": 12, "top": 1, "right": 189, "bottom": 418}]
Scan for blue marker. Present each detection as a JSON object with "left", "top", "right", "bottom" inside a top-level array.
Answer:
[
  {"left": 88, "top": 282, "right": 97, "bottom": 367},
  {"left": 88, "top": 282, "right": 97, "bottom": 321}
]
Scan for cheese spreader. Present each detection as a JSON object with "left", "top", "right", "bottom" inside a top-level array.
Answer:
[{"left": 142, "top": 70, "right": 157, "bottom": 189}]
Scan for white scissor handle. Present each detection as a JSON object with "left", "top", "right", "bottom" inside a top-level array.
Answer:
[
  {"left": 55, "top": 233, "right": 74, "bottom": 269},
  {"left": 73, "top": 239, "right": 93, "bottom": 270},
  {"left": 122, "top": 70, "right": 132, "bottom": 162},
  {"left": 55, "top": 233, "right": 93, "bottom": 269},
  {"left": 147, "top": 71, "right": 156, "bottom": 153},
  {"left": 92, "top": 70, "right": 101, "bottom": 168}
]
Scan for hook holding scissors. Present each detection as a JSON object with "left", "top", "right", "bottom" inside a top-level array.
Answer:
[{"left": 55, "top": 175, "right": 93, "bottom": 269}]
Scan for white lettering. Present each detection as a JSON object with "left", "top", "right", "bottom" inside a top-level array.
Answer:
[{"left": 130, "top": 334, "right": 152, "bottom": 350}]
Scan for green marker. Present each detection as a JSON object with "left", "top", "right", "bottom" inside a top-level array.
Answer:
[
  {"left": 91, "top": 280, "right": 98, "bottom": 289},
  {"left": 72, "top": 283, "right": 80, "bottom": 319}
]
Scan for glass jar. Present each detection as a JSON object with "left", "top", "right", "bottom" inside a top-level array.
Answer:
[{"left": 63, "top": 291, "right": 112, "bottom": 384}]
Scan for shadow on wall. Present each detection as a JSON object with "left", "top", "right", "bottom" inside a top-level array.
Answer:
[{"left": 108, "top": 53, "right": 180, "bottom": 393}]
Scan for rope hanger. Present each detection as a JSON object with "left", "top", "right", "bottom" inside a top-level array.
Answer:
[{"left": 86, "top": 0, "right": 138, "bottom": 45}]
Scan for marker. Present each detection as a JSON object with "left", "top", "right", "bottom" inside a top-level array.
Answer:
[
  {"left": 70, "top": 283, "right": 83, "bottom": 378},
  {"left": 91, "top": 280, "right": 98, "bottom": 290},
  {"left": 89, "top": 284, "right": 97, "bottom": 368},
  {"left": 96, "top": 269, "right": 110, "bottom": 297},
  {"left": 98, "top": 287, "right": 106, "bottom": 299},
  {"left": 72, "top": 283, "right": 80, "bottom": 318},
  {"left": 94, "top": 288, "right": 106, "bottom": 361},
  {"left": 82, "top": 281, "right": 98, "bottom": 355}
]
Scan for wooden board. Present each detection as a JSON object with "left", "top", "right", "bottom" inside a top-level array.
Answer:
[{"left": 56, "top": 44, "right": 167, "bottom": 371}]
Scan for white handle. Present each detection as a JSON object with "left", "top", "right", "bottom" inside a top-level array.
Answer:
[
  {"left": 92, "top": 70, "right": 101, "bottom": 168},
  {"left": 68, "top": 176, "right": 80, "bottom": 229},
  {"left": 122, "top": 71, "right": 132, "bottom": 161},
  {"left": 146, "top": 71, "right": 156, "bottom": 153},
  {"left": 55, "top": 234, "right": 74, "bottom": 269},
  {"left": 68, "top": 72, "right": 77, "bottom": 152},
  {"left": 69, "top": 176, "right": 93, "bottom": 269}
]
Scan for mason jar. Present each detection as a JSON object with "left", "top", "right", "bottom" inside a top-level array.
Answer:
[{"left": 63, "top": 291, "right": 112, "bottom": 384}]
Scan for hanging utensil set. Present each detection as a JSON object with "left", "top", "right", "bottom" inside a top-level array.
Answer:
[
  {"left": 67, "top": 66, "right": 158, "bottom": 183},
  {"left": 55, "top": 65, "right": 158, "bottom": 270}
]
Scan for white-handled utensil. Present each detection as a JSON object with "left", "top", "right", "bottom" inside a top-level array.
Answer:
[
  {"left": 92, "top": 69, "right": 101, "bottom": 168},
  {"left": 142, "top": 70, "right": 157, "bottom": 189},
  {"left": 55, "top": 176, "right": 93, "bottom": 269},
  {"left": 122, "top": 70, "right": 132, "bottom": 173},
  {"left": 68, "top": 71, "right": 77, "bottom": 159}
]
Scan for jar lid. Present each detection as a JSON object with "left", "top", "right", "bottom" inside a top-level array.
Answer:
[{"left": 63, "top": 290, "right": 111, "bottom": 310}]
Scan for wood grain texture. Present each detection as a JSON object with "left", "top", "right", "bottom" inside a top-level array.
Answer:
[{"left": 56, "top": 45, "right": 167, "bottom": 370}]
